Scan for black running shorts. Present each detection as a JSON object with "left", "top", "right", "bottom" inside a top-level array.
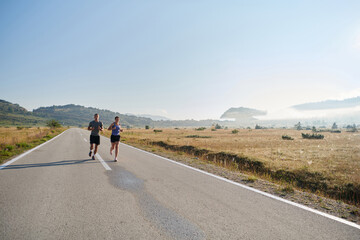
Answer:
[
  {"left": 111, "top": 135, "right": 120, "bottom": 143},
  {"left": 90, "top": 135, "right": 100, "bottom": 145}
]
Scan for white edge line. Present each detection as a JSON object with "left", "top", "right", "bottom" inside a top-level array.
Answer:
[
  {"left": 119, "top": 142, "right": 360, "bottom": 230},
  {"left": 0, "top": 130, "right": 69, "bottom": 170},
  {"left": 95, "top": 153, "right": 111, "bottom": 171}
]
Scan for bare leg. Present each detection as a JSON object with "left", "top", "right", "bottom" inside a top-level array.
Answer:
[
  {"left": 110, "top": 142, "right": 115, "bottom": 155},
  {"left": 94, "top": 144, "right": 98, "bottom": 155},
  {"left": 115, "top": 142, "right": 119, "bottom": 160},
  {"left": 89, "top": 143, "right": 94, "bottom": 157}
]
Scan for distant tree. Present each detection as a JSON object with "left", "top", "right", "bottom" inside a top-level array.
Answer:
[
  {"left": 215, "top": 124, "right": 222, "bottom": 129},
  {"left": 312, "top": 126, "right": 317, "bottom": 132},
  {"left": 145, "top": 125, "right": 150, "bottom": 129},
  {"left": 46, "top": 119, "right": 61, "bottom": 128},
  {"left": 331, "top": 122, "right": 338, "bottom": 130},
  {"left": 346, "top": 124, "right": 358, "bottom": 132},
  {"left": 295, "top": 122, "right": 302, "bottom": 130}
]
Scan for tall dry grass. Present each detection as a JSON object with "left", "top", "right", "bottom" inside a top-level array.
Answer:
[
  {"left": 109, "top": 127, "right": 360, "bottom": 204},
  {"left": 118, "top": 128, "right": 360, "bottom": 186},
  {"left": 0, "top": 127, "right": 65, "bottom": 163}
]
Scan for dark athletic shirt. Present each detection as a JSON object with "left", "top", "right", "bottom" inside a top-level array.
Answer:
[{"left": 88, "top": 120, "right": 103, "bottom": 136}]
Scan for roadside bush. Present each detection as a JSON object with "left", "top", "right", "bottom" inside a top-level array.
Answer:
[
  {"left": 16, "top": 142, "right": 31, "bottom": 148},
  {"left": 5, "top": 145, "right": 14, "bottom": 151},
  {"left": 232, "top": 129, "right": 239, "bottom": 134},
  {"left": 153, "top": 129, "right": 163, "bottom": 133},
  {"left": 302, "top": 133, "right": 324, "bottom": 139},
  {"left": 331, "top": 130, "right": 341, "bottom": 133},
  {"left": 185, "top": 135, "right": 211, "bottom": 138},
  {"left": 282, "top": 135, "right": 294, "bottom": 140},
  {"left": 46, "top": 119, "right": 62, "bottom": 128},
  {"left": 195, "top": 127, "right": 206, "bottom": 131},
  {"left": 1, "top": 150, "right": 11, "bottom": 156}
]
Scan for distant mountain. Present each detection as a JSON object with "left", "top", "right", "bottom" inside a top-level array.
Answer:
[
  {"left": 220, "top": 107, "right": 266, "bottom": 121},
  {"left": 33, "top": 104, "right": 153, "bottom": 127},
  {"left": 292, "top": 96, "right": 360, "bottom": 111},
  {"left": 0, "top": 100, "right": 48, "bottom": 126}
]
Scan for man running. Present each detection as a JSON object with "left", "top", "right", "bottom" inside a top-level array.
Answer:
[{"left": 88, "top": 113, "right": 103, "bottom": 160}]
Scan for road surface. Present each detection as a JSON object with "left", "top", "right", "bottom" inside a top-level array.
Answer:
[{"left": 0, "top": 128, "right": 359, "bottom": 239}]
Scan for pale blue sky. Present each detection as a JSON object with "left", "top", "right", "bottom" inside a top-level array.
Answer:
[{"left": 1, "top": 0, "right": 359, "bottom": 120}]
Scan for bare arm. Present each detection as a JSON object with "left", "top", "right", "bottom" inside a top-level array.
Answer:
[{"left": 107, "top": 123, "right": 114, "bottom": 131}]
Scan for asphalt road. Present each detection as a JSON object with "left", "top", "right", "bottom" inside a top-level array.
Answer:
[{"left": 0, "top": 128, "right": 359, "bottom": 240}]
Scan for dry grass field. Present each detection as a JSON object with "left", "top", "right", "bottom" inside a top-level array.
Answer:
[
  {"left": 109, "top": 127, "right": 360, "bottom": 205},
  {"left": 0, "top": 127, "right": 65, "bottom": 163}
]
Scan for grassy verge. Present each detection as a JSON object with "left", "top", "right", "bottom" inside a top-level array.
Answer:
[{"left": 0, "top": 127, "right": 66, "bottom": 164}]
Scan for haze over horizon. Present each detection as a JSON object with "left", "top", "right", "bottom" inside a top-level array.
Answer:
[{"left": 1, "top": 1, "right": 360, "bottom": 120}]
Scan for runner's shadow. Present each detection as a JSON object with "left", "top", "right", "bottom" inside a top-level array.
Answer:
[{"left": 1, "top": 159, "right": 94, "bottom": 170}]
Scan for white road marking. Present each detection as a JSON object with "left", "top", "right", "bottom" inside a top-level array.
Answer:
[
  {"left": 0, "top": 130, "right": 68, "bottom": 170},
  {"left": 120, "top": 142, "right": 360, "bottom": 230},
  {"left": 95, "top": 153, "right": 111, "bottom": 171},
  {"left": 80, "top": 131, "right": 111, "bottom": 170}
]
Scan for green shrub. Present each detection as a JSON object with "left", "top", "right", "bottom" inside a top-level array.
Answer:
[
  {"left": 16, "top": 142, "right": 31, "bottom": 148},
  {"left": 16, "top": 126, "right": 23, "bottom": 130},
  {"left": 195, "top": 127, "right": 206, "bottom": 131},
  {"left": 1, "top": 150, "right": 11, "bottom": 156},
  {"left": 5, "top": 145, "right": 14, "bottom": 151},
  {"left": 145, "top": 125, "right": 150, "bottom": 129},
  {"left": 215, "top": 124, "right": 222, "bottom": 129},
  {"left": 185, "top": 135, "right": 211, "bottom": 138},
  {"left": 46, "top": 119, "right": 61, "bottom": 128},
  {"left": 331, "top": 130, "right": 341, "bottom": 133},
  {"left": 282, "top": 135, "right": 294, "bottom": 140},
  {"left": 153, "top": 129, "right": 163, "bottom": 133},
  {"left": 301, "top": 133, "right": 324, "bottom": 139},
  {"left": 232, "top": 129, "right": 239, "bottom": 134}
]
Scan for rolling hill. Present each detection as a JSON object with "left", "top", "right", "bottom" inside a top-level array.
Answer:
[
  {"left": 32, "top": 104, "right": 154, "bottom": 127},
  {"left": 0, "top": 100, "right": 48, "bottom": 126},
  {"left": 0, "top": 100, "right": 229, "bottom": 128}
]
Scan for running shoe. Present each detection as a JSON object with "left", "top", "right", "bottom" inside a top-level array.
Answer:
[
  {"left": 92, "top": 155, "right": 95, "bottom": 160},
  {"left": 89, "top": 151, "right": 92, "bottom": 157},
  {"left": 114, "top": 158, "right": 117, "bottom": 162}
]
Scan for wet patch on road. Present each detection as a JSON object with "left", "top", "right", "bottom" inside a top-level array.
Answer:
[{"left": 107, "top": 165, "right": 205, "bottom": 240}]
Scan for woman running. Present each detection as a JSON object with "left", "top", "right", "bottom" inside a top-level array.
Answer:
[{"left": 108, "top": 116, "right": 123, "bottom": 162}]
